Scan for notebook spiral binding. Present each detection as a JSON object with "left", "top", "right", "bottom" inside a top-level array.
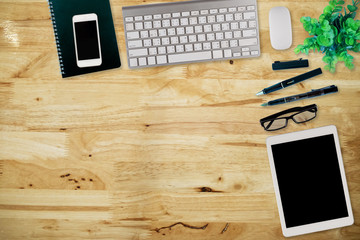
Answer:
[{"left": 48, "top": 0, "right": 65, "bottom": 75}]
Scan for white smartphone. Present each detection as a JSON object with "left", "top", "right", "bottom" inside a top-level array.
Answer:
[{"left": 72, "top": 13, "right": 102, "bottom": 68}]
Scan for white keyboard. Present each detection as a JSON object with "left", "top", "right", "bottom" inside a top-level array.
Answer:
[{"left": 122, "top": 0, "right": 260, "bottom": 69}]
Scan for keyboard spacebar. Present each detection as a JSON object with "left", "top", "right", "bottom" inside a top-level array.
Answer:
[{"left": 168, "top": 51, "right": 212, "bottom": 63}]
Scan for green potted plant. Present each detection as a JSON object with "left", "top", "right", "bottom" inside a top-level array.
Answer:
[{"left": 294, "top": 0, "right": 360, "bottom": 72}]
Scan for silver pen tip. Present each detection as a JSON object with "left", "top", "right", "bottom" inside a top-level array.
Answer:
[{"left": 256, "top": 91, "right": 264, "bottom": 96}]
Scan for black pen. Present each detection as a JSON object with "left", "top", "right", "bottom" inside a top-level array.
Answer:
[
  {"left": 261, "top": 85, "right": 338, "bottom": 106},
  {"left": 256, "top": 68, "right": 323, "bottom": 96}
]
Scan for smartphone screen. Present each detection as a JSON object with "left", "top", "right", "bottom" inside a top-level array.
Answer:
[{"left": 74, "top": 20, "right": 100, "bottom": 60}]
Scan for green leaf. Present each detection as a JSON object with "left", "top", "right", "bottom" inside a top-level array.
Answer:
[
  {"left": 348, "top": 5, "right": 357, "bottom": 12},
  {"left": 321, "top": 20, "right": 331, "bottom": 31},
  {"left": 300, "top": 16, "right": 311, "bottom": 24},
  {"left": 294, "top": 45, "right": 302, "bottom": 54},
  {"left": 323, "top": 55, "right": 332, "bottom": 63},
  {"left": 338, "top": 0, "right": 345, "bottom": 5},
  {"left": 324, "top": 5, "right": 333, "bottom": 15},
  {"left": 337, "top": 33, "right": 343, "bottom": 43},
  {"left": 324, "top": 64, "right": 331, "bottom": 71}
]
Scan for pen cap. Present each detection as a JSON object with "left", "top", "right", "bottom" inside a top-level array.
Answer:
[{"left": 323, "top": 85, "right": 338, "bottom": 94}]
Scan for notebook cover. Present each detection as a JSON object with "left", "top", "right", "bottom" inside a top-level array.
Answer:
[{"left": 48, "top": 0, "right": 121, "bottom": 78}]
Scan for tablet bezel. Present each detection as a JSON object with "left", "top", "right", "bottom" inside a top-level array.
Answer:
[{"left": 266, "top": 125, "right": 354, "bottom": 237}]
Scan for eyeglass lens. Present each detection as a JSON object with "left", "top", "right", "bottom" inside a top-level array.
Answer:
[
  {"left": 292, "top": 110, "right": 316, "bottom": 123},
  {"left": 263, "top": 109, "right": 316, "bottom": 131}
]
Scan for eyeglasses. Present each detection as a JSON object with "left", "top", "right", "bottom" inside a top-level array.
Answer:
[{"left": 260, "top": 104, "right": 318, "bottom": 131}]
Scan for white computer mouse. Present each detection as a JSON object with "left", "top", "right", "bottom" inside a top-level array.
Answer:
[{"left": 269, "top": 6, "right": 292, "bottom": 50}]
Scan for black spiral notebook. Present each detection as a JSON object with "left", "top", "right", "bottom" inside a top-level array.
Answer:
[{"left": 48, "top": 0, "right": 121, "bottom": 78}]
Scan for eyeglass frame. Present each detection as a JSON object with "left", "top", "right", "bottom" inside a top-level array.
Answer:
[{"left": 260, "top": 104, "right": 318, "bottom": 131}]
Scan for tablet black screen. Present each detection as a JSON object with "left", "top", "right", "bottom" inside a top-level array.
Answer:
[{"left": 271, "top": 134, "right": 349, "bottom": 228}]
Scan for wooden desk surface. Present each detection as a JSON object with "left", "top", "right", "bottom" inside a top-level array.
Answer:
[{"left": 0, "top": 0, "right": 359, "bottom": 239}]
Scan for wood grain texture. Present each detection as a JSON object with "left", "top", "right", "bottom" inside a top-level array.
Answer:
[{"left": 0, "top": 0, "right": 359, "bottom": 239}]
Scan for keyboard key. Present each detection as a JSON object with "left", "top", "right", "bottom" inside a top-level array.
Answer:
[
  {"left": 150, "top": 30, "right": 158, "bottom": 37},
  {"left": 229, "top": 7, "right": 237, "bottom": 12},
  {"left": 251, "top": 50, "right": 259, "bottom": 55},
  {"left": 129, "top": 58, "right": 138, "bottom": 67},
  {"left": 159, "top": 29, "right": 167, "bottom": 37},
  {"left": 135, "top": 22, "right": 143, "bottom": 30},
  {"left": 149, "top": 47, "right": 157, "bottom": 55},
  {"left": 135, "top": 16, "right": 143, "bottom": 21},
  {"left": 224, "top": 49, "right": 232, "bottom": 58},
  {"left": 216, "top": 15, "right": 225, "bottom": 22},
  {"left": 139, "top": 57, "right": 147, "bottom": 66},
  {"left": 171, "top": 36, "right": 179, "bottom": 44},
  {"left": 153, "top": 21, "right": 161, "bottom": 28},
  {"left": 162, "top": 20, "right": 171, "bottom": 27},
  {"left": 148, "top": 56, "right": 156, "bottom": 65},
  {"left": 191, "top": 11, "right": 199, "bottom": 16},
  {"left": 226, "top": 14, "right": 233, "bottom": 21},
  {"left": 180, "top": 18, "right": 189, "bottom": 26},
  {"left": 144, "top": 15, "right": 152, "bottom": 20},
  {"left": 167, "top": 46, "right": 175, "bottom": 53},
  {"left": 219, "top": 8, "right": 227, "bottom": 13},
  {"left": 221, "top": 40, "right": 229, "bottom": 48},
  {"left": 172, "top": 12, "right": 181, "bottom": 17},
  {"left": 127, "top": 31, "right": 140, "bottom": 40},
  {"left": 163, "top": 13, "right": 171, "bottom": 18},
  {"left": 213, "top": 50, "right": 223, "bottom": 58},
  {"left": 247, "top": 5, "right": 255, "bottom": 11},
  {"left": 231, "top": 22, "right": 239, "bottom": 29},
  {"left": 185, "top": 44, "right": 193, "bottom": 52},
  {"left": 243, "top": 29, "right": 257, "bottom": 37},
  {"left": 171, "top": 19, "right": 180, "bottom": 26},
  {"left": 235, "top": 13, "right": 242, "bottom": 20},
  {"left": 158, "top": 46, "right": 166, "bottom": 54},
  {"left": 176, "top": 45, "right": 184, "bottom": 52},
  {"left": 157, "top": 55, "right": 168, "bottom": 64},
  {"left": 182, "top": 11, "right": 190, "bottom": 16},
  {"left": 125, "top": 17, "right": 134, "bottom": 22},
  {"left": 144, "top": 39, "right": 152, "bottom": 47},
  {"left": 140, "top": 30, "right": 149, "bottom": 38},
  {"left": 210, "top": 9, "right": 218, "bottom": 14},
  {"left": 238, "top": 6, "right": 246, "bottom": 11},
  {"left": 212, "top": 41, "right": 220, "bottom": 49},
  {"left": 154, "top": 14, "right": 162, "bottom": 19},
  {"left": 144, "top": 22, "right": 152, "bottom": 29},
  {"left": 168, "top": 51, "right": 212, "bottom": 63},
  {"left": 129, "top": 48, "right": 148, "bottom": 57},
  {"left": 239, "top": 21, "right": 248, "bottom": 29},
  {"left": 194, "top": 43, "right": 202, "bottom": 51},
  {"left": 244, "top": 12, "right": 256, "bottom": 19},
  {"left": 126, "top": 23, "right": 134, "bottom": 31},
  {"left": 189, "top": 17, "right": 197, "bottom": 25},
  {"left": 249, "top": 21, "right": 257, "bottom": 28},
  {"left": 189, "top": 35, "right": 197, "bottom": 42},
  {"left": 128, "top": 40, "right": 142, "bottom": 48},
  {"left": 239, "top": 38, "right": 258, "bottom": 46},
  {"left": 203, "top": 42, "right": 211, "bottom": 50},
  {"left": 242, "top": 51, "right": 250, "bottom": 56},
  {"left": 153, "top": 38, "right": 161, "bottom": 46},
  {"left": 201, "top": 10, "right": 209, "bottom": 15},
  {"left": 230, "top": 39, "right": 238, "bottom": 47}
]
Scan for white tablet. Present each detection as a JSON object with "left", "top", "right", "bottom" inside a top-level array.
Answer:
[{"left": 266, "top": 125, "right": 353, "bottom": 237}]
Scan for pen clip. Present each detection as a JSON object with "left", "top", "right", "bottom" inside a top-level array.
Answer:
[
  {"left": 311, "top": 85, "right": 336, "bottom": 91},
  {"left": 311, "top": 85, "right": 338, "bottom": 94}
]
